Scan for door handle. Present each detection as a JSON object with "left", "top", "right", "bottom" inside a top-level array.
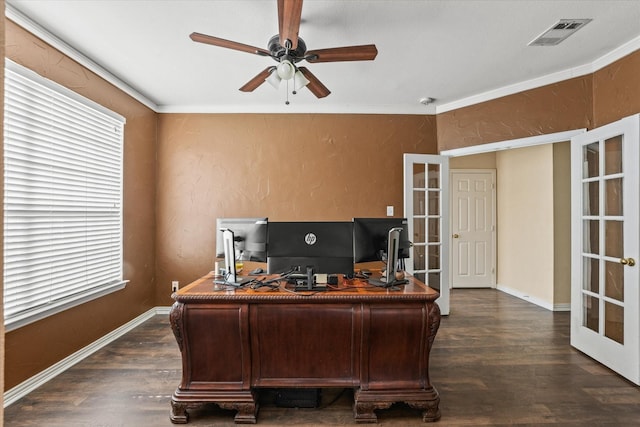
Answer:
[
  {"left": 452, "top": 234, "right": 459, "bottom": 238},
  {"left": 620, "top": 257, "right": 636, "bottom": 267}
]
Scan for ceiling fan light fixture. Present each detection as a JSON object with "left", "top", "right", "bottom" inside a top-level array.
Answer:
[
  {"left": 266, "top": 68, "right": 281, "bottom": 89},
  {"left": 293, "top": 70, "right": 310, "bottom": 91},
  {"left": 276, "top": 60, "right": 296, "bottom": 80}
]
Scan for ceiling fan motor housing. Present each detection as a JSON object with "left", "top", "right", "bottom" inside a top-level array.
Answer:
[{"left": 267, "top": 35, "right": 307, "bottom": 62}]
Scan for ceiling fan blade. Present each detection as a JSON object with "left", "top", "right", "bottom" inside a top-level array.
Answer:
[
  {"left": 306, "top": 44, "right": 378, "bottom": 63},
  {"left": 239, "top": 67, "right": 275, "bottom": 92},
  {"left": 297, "top": 67, "right": 330, "bottom": 98},
  {"left": 278, "top": 0, "right": 303, "bottom": 50},
  {"left": 190, "top": 32, "right": 271, "bottom": 56}
]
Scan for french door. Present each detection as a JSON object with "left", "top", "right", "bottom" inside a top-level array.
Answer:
[
  {"left": 570, "top": 114, "right": 639, "bottom": 385},
  {"left": 404, "top": 154, "right": 449, "bottom": 315}
]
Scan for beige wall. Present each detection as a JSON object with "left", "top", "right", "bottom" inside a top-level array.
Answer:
[
  {"left": 553, "top": 142, "right": 572, "bottom": 306},
  {"left": 496, "top": 145, "right": 555, "bottom": 305}
]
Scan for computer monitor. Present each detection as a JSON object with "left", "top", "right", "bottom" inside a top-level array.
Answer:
[
  {"left": 353, "top": 218, "right": 411, "bottom": 263},
  {"left": 267, "top": 221, "right": 354, "bottom": 277},
  {"left": 367, "top": 227, "right": 406, "bottom": 288},
  {"left": 215, "top": 217, "right": 268, "bottom": 262}
]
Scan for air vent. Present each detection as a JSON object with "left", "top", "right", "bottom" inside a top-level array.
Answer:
[{"left": 528, "top": 19, "right": 592, "bottom": 46}]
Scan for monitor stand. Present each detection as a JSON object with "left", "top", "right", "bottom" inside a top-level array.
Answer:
[{"left": 291, "top": 266, "right": 327, "bottom": 291}]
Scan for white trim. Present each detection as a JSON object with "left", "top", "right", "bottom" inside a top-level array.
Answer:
[
  {"left": 3, "top": 307, "right": 169, "bottom": 407},
  {"left": 496, "top": 284, "right": 555, "bottom": 311},
  {"left": 440, "top": 129, "right": 587, "bottom": 157},
  {"left": 554, "top": 303, "right": 571, "bottom": 312},
  {"left": 5, "top": 3, "right": 158, "bottom": 112}
]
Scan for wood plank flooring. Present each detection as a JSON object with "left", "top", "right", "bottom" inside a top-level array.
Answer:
[{"left": 5, "top": 289, "right": 640, "bottom": 426}]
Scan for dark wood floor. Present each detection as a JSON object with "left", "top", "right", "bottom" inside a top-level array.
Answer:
[{"left": 5, "top": 289, "right": 640, "bottom": 426}]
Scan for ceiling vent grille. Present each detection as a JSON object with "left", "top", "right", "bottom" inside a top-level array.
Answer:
[{"left": 528, "top": 19, "right": 592, "bottom": 46}]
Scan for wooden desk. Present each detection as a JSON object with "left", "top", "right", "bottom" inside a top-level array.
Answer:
[{"left": 169, "top": 273, "right": 441, "bottom": 424}]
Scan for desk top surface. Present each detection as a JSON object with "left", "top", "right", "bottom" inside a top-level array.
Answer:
[{"left": 174, "top": 270, "right": 440, "bottom": 303}]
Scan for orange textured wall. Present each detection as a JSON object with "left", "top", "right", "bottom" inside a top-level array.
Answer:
[
  {"left": 436, "top": 76, "right": 593, "bottom": 151},
  {"left": 3, "top": 20, "right": 157, "bottom": 389},
  {"left": 593, "top": 50, "right": 640, "bottom": 128},
  {"left": 155, "top": 113, "right": 437, "bottom": 304}
]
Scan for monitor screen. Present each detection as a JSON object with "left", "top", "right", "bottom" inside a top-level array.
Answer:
[
  {"left": 353, "top": 218, "right": 411, "bottom": 263},
  {"left": 215, "top": 217, "right": 268, "bottom": 262},
  {"left": 267, "top": 221, "right": 354, "bottom": 275}
]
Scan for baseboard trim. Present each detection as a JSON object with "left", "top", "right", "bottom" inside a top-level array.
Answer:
[
  {"left": 497, "top": 285, "right": 552, "bottom": 310},
  {"left": 553, "top": 303, "right": 571, "bottom": 312},
  {"left": 3, "top": 306, "right": 172, "bottom": 407}
]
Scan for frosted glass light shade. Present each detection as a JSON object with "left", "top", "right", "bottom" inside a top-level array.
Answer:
[
  {"left": 276, "top": 60, "right": 295, "bottom": 80},
  {"left": 294, "top": 70, "right": 310, "bottom": 90},
  {"left": 265, "top": 69, "right": 281, "bottom": 89}
]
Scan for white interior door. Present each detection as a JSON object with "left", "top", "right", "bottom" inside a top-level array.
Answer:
[
  {"left": 404, "top": 154, "right": 449, "bottom": 315},
  {"left": 570, "top": 113, "right": 639, "bottom": 385},
  {"left": 451, "top": 170, "right": 496, "bottom": 288}
]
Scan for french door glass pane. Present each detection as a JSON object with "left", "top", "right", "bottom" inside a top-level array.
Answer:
[
  {"left": 428, "top": 218, "right": 440, "bottom": 241},
  {"left": 428, "top": 191, "right": 440, "bottom": 215},
  {"left": 413, "top": 218, "right": 425, "bottom": 243},
  {"left": 604, "top": 136, "right": 622, "bottom": 175},
  {"left": 413, "top": 163, "right": 425, "bottom": 188},
  {"left": 583, "top": 294, "right": 600, "bottom": 332},
  {"left": 583, "top": 257, "right": 599, "bottom": 293},
  {"left": 583, "top": 220, "right": 599, "bottom": 254},
  {"left": 605, "top": 302, "right": 624, "bottom": 344},
  {"left": 413, "top": 245, "right": 425, "bottom": 270},
  {"left": 428, "top": 245, "right": 440, "bottom": 269},
  {"left": 604, "top": 178, "right": 623, "bottom": 216},
  {"left": 427, "top": 164, "right": 440, "bottom": 188},
  {"left": 428, "top": 272, "right": 441, "bottom": 291},
  {"left": 583, "top": 182, "right": 599, "bottom": 215},
  {"left": 605, "top": 260, "right": 624, "bottom": 302},
  {"left": 413, "top": 191, "right": 425, "bottom": 215},
  {"left": 584, "top": 142, "right": 599, "bottom": 178},
  {"left": 604, "top": 220, "right": 623, "bottom": 258}
]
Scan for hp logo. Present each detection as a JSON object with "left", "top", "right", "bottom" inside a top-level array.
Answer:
[{"left": 304, "top": 233, "right": 317, "bottom": 245}]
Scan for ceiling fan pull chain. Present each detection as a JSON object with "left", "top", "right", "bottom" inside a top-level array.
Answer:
[{"left": 285, "top": 79, "right": 290, "bottom": 105}]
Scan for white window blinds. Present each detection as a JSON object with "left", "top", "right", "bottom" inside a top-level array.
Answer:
[{"left": 3, "top": 60, "right": 126, "bottom": 331}]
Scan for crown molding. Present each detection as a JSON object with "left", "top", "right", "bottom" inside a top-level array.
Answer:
[
  {"left": 436, "top": 35, "right": 640, "bottom": 114},
  {"left": 6, "top": 3, "right": 639, "bottom": 115},
  {"left": 5, "top": 3, "right": 159, "bottom": 112}
]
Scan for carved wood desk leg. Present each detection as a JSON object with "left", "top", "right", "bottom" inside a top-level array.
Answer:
[
  {"left": 219, "top": 401, "right": 258, "bottom": 424},
  {"left": 170, "top": 400, "right": 193, "bottom": 424},
  {"left": 353, "top": 395, "right": 393, "bottom": 423}
]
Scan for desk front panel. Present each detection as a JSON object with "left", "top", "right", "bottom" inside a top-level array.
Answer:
[
  {"left": 181, "top": 304, "right": 251, "bottom": 390},
  {"left": 250, "top": 303, "right": 361, "bottom": 387}
]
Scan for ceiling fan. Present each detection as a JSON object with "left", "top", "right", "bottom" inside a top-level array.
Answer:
[{"left": 189, "top": 0, "right": 378, "bottom": 100}]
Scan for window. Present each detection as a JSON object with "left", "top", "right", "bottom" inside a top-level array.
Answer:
[{"left": 3, "top": 59, "right": 126, "bottom": 331}]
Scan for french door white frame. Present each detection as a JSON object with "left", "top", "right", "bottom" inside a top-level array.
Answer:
[
  {"left": 404, "top": 154, "right": 450, "bottom": 315},
  {"left": 570, "top": 114, "right": 640, "bottom": 385}
]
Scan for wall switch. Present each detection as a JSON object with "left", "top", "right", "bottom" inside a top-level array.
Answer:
[
  {"left": 172, "top": 281, "right": 179, "bottom": 293},
  {"left": 386, "top": 206, "right": 394, "bottom": 216}
]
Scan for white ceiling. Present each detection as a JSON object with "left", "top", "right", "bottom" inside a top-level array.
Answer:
[{"left": 6, "top": 0, "right": 640, "bottom": 114}]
